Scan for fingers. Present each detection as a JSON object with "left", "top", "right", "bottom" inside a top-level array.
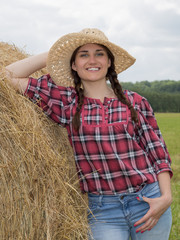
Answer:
[
  {"left": 134, "top": 196, "right": 153, "bottom": 227},
  {"left": 135, "top": 217, "right": 158, "bottom": 233},
  {"left": 134, "top": 210, "right": 152, "bottom": 232},
  {"left": 134, "top": 196, "right": 161, "bottom": 233}
]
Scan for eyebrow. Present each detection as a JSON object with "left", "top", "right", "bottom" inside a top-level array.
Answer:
[{"left": 77, "top": 49, "right": 105, "bottom": 53}]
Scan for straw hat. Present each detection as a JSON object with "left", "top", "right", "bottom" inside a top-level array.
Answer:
[{"left": 47, "top": 28, "right": 136, "bottom": 86}]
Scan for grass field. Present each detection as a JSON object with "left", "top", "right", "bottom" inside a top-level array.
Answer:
[{"left": 155, "top": 113, "right": 180, "bottom": 239}]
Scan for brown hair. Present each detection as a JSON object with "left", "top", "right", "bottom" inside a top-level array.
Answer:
[{"left": 70, "top": 45, "right": 138, "bottom": 131}]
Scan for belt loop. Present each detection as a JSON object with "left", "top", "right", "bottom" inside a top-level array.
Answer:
[
  {"left": 137, "top": 182, "right": 146, "bottom": 201},
  {"left": 98, "top": 195, "right": 103, "bottom": 207}
]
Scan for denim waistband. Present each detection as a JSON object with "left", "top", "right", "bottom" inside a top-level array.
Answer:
[{"left": 88, "top": 181, "right": 159, "bottom": 203}]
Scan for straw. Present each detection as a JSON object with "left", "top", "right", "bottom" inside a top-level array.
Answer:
[{"left": 0, "top": 42, "right": 89, "bottom": 240}]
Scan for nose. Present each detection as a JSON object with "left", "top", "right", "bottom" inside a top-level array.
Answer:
[{"left": 88, "top": 54, "right": 97, "bottom": 64}]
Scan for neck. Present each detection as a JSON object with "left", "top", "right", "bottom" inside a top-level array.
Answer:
[{"left": 82, "top": 80, "right": 115, "bottom": 102}]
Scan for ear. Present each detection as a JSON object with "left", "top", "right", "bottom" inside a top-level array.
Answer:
[{"left": 72, "top": 62, "right": 77, "bottom": 71}]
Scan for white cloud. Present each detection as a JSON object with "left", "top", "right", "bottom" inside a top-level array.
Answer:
[
  {"left": 0, "top": 0, "right": 179, "bottom": 82},
  {"left": 145, "top": 0, "right": 180, "bottom": 14}
]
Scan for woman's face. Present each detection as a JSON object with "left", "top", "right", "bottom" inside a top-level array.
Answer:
[{"left": 71, "top": 43, "right": 111, "bottom": 83}]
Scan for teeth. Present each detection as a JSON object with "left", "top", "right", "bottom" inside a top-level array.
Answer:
[{"left": 87, "top": 68, "right": 99, "bottom": 71}]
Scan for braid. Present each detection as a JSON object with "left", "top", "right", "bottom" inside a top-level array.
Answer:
[
  {"left": 71, "top": 71, "right": 84, "bottom": 131},
  {"left": 107, "top": 62, "right": 139, "bottom": 124}
]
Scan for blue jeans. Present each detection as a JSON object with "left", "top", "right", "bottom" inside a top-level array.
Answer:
[{"left": 88, "top": 182, "right": 172, "bottom": 240}]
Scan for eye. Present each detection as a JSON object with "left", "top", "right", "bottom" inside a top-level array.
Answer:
[
  {"left": 79, "top": 53, "right": 89, "bottom": 57},
  {"left": 96, "top": 52, "right": 104, "bottom": 56}
]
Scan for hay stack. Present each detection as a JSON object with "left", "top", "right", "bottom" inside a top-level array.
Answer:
[{"left": 0, "top": 42, "right": 88, "bottom": 239}]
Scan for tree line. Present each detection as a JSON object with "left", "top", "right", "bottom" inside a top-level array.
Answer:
[{"left": 120, "top": 80, "right": 180, "bottom": 112}]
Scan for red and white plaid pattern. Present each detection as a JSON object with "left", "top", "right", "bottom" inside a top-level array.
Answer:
[{"left": 25, "top": 74, "right": 172, "bottom": 195}]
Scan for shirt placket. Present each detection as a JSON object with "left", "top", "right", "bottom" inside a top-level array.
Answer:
[{"left": 103, "top": 99, "right": 111, "bottom": 124}]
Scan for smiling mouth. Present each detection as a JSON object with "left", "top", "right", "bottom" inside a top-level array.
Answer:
[{"left": 86, "top": 67, "right": 100, "bottom": 71}]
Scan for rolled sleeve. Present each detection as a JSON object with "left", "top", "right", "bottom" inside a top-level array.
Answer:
[
  {"left": 155, "top": 162, "right": 173, "bottom": 177},
  {"left": 25, "top": 74, "right": 77, "bottom": 127}
]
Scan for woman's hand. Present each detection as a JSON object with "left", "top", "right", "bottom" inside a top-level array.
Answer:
[{"left": 134, "top": 191, "right": 172, "bottom": 233}]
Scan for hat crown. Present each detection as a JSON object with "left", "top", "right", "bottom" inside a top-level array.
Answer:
[{"left": 80, "top": 28, "right": 108, "bottom": 41}]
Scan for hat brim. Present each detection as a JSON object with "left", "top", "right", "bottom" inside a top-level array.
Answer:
[{"left": 47, "top": 32, "right": 136, "bottom": 86}]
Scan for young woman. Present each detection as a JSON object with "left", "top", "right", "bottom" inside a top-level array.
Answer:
[{"left": 5, "top": 28, "right": 172, "bottom": 240}]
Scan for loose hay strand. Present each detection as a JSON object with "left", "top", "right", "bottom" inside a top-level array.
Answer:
[{"left": 0, "top": 42, "right": 89, "bottom": 239}]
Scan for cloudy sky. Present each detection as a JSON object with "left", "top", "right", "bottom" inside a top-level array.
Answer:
[{"left": 0, "top": 0, "right": 180, "bottom": 82}]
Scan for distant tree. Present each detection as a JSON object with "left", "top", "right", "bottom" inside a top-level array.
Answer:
[{"left": 121, "top": 80, "right": 180, "bottom": 112}]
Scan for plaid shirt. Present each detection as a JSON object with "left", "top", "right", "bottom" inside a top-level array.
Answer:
[{"left": 25, "top": 74, "right": 172, "bottom": 195}]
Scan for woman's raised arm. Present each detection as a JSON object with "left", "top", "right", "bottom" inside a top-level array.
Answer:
[{"left": 5, "top": 52, "right": 48, "bottom": 93}]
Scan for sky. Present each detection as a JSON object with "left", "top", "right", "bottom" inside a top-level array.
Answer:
[{"left": 0, "top": 0, "right": 180, "bottom": 82}]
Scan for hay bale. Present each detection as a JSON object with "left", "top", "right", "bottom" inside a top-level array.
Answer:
[{"left": 0, "top": 43, "right": 88, "bottom": 239}]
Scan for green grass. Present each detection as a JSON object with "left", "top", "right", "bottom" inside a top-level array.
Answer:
[{"left": 155, "top": 113, "right": 180, "bottom": 239}]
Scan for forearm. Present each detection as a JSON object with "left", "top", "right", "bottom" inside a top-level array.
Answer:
[
  {"left": 4, "top": 52, "right": 48, "bottom": 93},
  {"left": 5, "top": 52, "right": 48, "bottom": 78},
  {"left": 158, "top": 171, "right": 172, "bottom": 203}
]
